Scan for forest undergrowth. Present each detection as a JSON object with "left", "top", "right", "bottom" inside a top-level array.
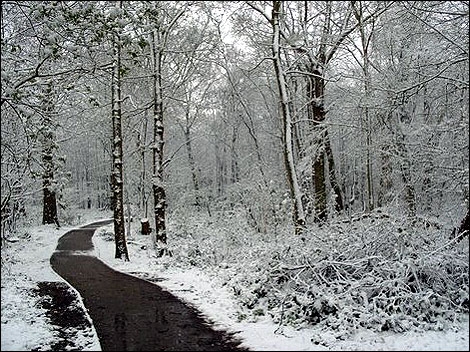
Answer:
[{"left": 162, "top": 206, "right": 469, "bottom": 342}]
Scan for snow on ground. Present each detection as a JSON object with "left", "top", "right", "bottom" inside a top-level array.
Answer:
[
  {"left": 1, "top": 210, "right": 469, "bottom": 351},
  {"left": 1, "top": 210, "right": 105, "bottom": 351},
  {"left": 93, "top": 220, "right": 470, "bottom": 351}
]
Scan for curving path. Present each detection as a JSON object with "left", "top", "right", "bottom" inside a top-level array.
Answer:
[{"left": 50, "top": 220, "right": 247, "bottom": 351}]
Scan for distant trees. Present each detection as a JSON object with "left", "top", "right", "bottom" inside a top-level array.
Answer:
[
  {"left": 245, "top": 0, "right": 467, "bottom": 229},
  {"left": 1, "top": 1, "right": 468, "bottom": 245}
]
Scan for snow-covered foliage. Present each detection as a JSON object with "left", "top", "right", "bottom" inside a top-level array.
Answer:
[
  {"left": 2, "top": 207, "right": 468, "bottom": 351},
  {"left": 158, "top": 208, "right": 469, "bottom": 343}
]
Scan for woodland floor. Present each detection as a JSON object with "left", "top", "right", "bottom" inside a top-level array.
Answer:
[{"left": 48, "top": 220, "right": 246, "bottom": 351}]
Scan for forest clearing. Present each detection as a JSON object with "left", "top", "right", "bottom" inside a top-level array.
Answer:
[{"left": 1, "top": 1, "right": 469, "bottom": 351}]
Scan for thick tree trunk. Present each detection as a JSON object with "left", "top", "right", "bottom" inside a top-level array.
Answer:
[
  {"left": 306, "top": 50, "right": 347, "bottom": 221},
  {"left": 41, "top": 83, "right": 59, "bottom": 227},
  {"left": 272, "top": 1, "right": 306, "bottom": 235},
  {"left": 151, "top": 29, "right": 169, "bottom": 257},
  {"left": 111, "top": 26, "right": 129, "bottom": 261},
  {"left": 309, "top": 66, "right": 328, "bottom": 222},
  {"left": 42, "top": 166, "right": 59, "bottom": 226}
]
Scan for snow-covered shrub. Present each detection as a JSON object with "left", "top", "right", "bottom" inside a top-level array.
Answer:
[{"left": 167, "top": 208, "right": 468, "bottom": 339}]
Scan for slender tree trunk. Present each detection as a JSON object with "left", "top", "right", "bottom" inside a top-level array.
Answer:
[
  {"left": 421, "top": 86, "right": 433, "bottom": 213},
  {"left": 111, "top": 18, "right": 129, "bottom": 261},
  {"left": 151, "top": 29, "right": 169, "bottom": 256},
  {"left": 184, "top": 121, "right": 200, "bottom": 205},
  {"left": 395, "top": 102, "right": 417, "bottom": 218},
  {"left": 138, "top": 114, "right": 148, "bottom": 217},
  {"left": 378, "top": 141, "right": 393, "bottom": 207},
  {"left": 324, "top": 130, "right": 344, "bottom": 213},
  {"left": 365, "top": 128, "right": 374, "bottom": 211},
  {"left": 230, "top": 125, "right": 239, "bottom": 184},
  {"left": 397, "top": 138, "right": 417, "bottom": 218},
  {"left": 214, "top": 131, "right": 226, "bottom": 197},
  {"left": 41, "top": 82, "right": 59, "bottom": 227},
  {"left": 354, "top": 2, "right": 375, "bottom": 212},
  {"left": 271, "top": 0, "right": 306, "bottom": 235}
]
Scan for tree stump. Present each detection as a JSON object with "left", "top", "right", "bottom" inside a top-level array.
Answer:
[{"left": 140, "top": 218, "right": 151, "bottom": 235}]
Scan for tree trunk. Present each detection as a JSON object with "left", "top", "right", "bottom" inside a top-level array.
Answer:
[
  {"left": 324, "top": 130, "right": 344, "bottom": 213},
  {"left": 138, "top": 111, "right": 149, "bottom": 218},
  {"left": 271, "top": 0, "right": 306, "bottom": 236},
  {"left": 151, "top": 29, "right": 169, "bottom": 257},
  {"left": 396, "top": 108, "right": 417, "bottom": 218},
  {"left": 452, "top": 209, "right": 469, "bottom": 243},
  {"left": 41, "top": 82, "right": 60, "bottom": 227},
  {"left": 310, "top": 77, "right": 344, "bottom": 219},
  {"left": 378, "top": 140, "right": 393, "bottom": 207},
  {"left": 230, "top": 125, "right": 239, "bottom": 184},
  {"left": 309, "top": 65, "right": 328, "bottom": 222},
  {"left": 42, "top": 170, "right": 59, "bottom": 226},
  {"left": 214, "top": 132, "right": 224, "bottom": 197},
  {"left": 354, "top": 1, "right": 375, "bottom": 212},
  {"left": 111, "top": 19, "right": 129, "bottom": 261},
  {"left": 184, "top": 122, "right": 200, "bottom": 205},
  {"left": 141, "top": 218, "right": 151, "bottom": 235}
]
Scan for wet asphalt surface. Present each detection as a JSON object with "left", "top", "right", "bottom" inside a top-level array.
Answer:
[{"left": 49, "top": 220, "right": 247, "bottom": 351}]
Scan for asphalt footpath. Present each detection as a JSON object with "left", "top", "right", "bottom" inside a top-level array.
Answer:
[{"left": 50, "top": 219, "right": 247, "bottom": 351}]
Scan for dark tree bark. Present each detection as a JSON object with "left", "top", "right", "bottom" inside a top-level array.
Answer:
[
  {"left": 452, "top": 209, "right": 469, "bottom": 243},
  {"left": 141, "top": 218, "right": 151, "bottom": 235},
  {"left": 150, "top": 27, "right": 169, "bottom": 257},
  {"left": 324, "top": 130, "right": 344, "bottom": 213},
  {"left": 41, "top": 82, "right": 60, "bottom": 227},
  {"left": 304, "top": 1, "right": 344, "bottom": 222},
  {"left": 307, "top": 61, "right": 327, "bottom": 222},
  {"left": 111, "top": 12, "right": 129, "bottom": 261}
]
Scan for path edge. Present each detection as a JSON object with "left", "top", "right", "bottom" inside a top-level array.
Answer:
[{"left": 49, "top": 218, "right": 114, "bottom": 351}]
